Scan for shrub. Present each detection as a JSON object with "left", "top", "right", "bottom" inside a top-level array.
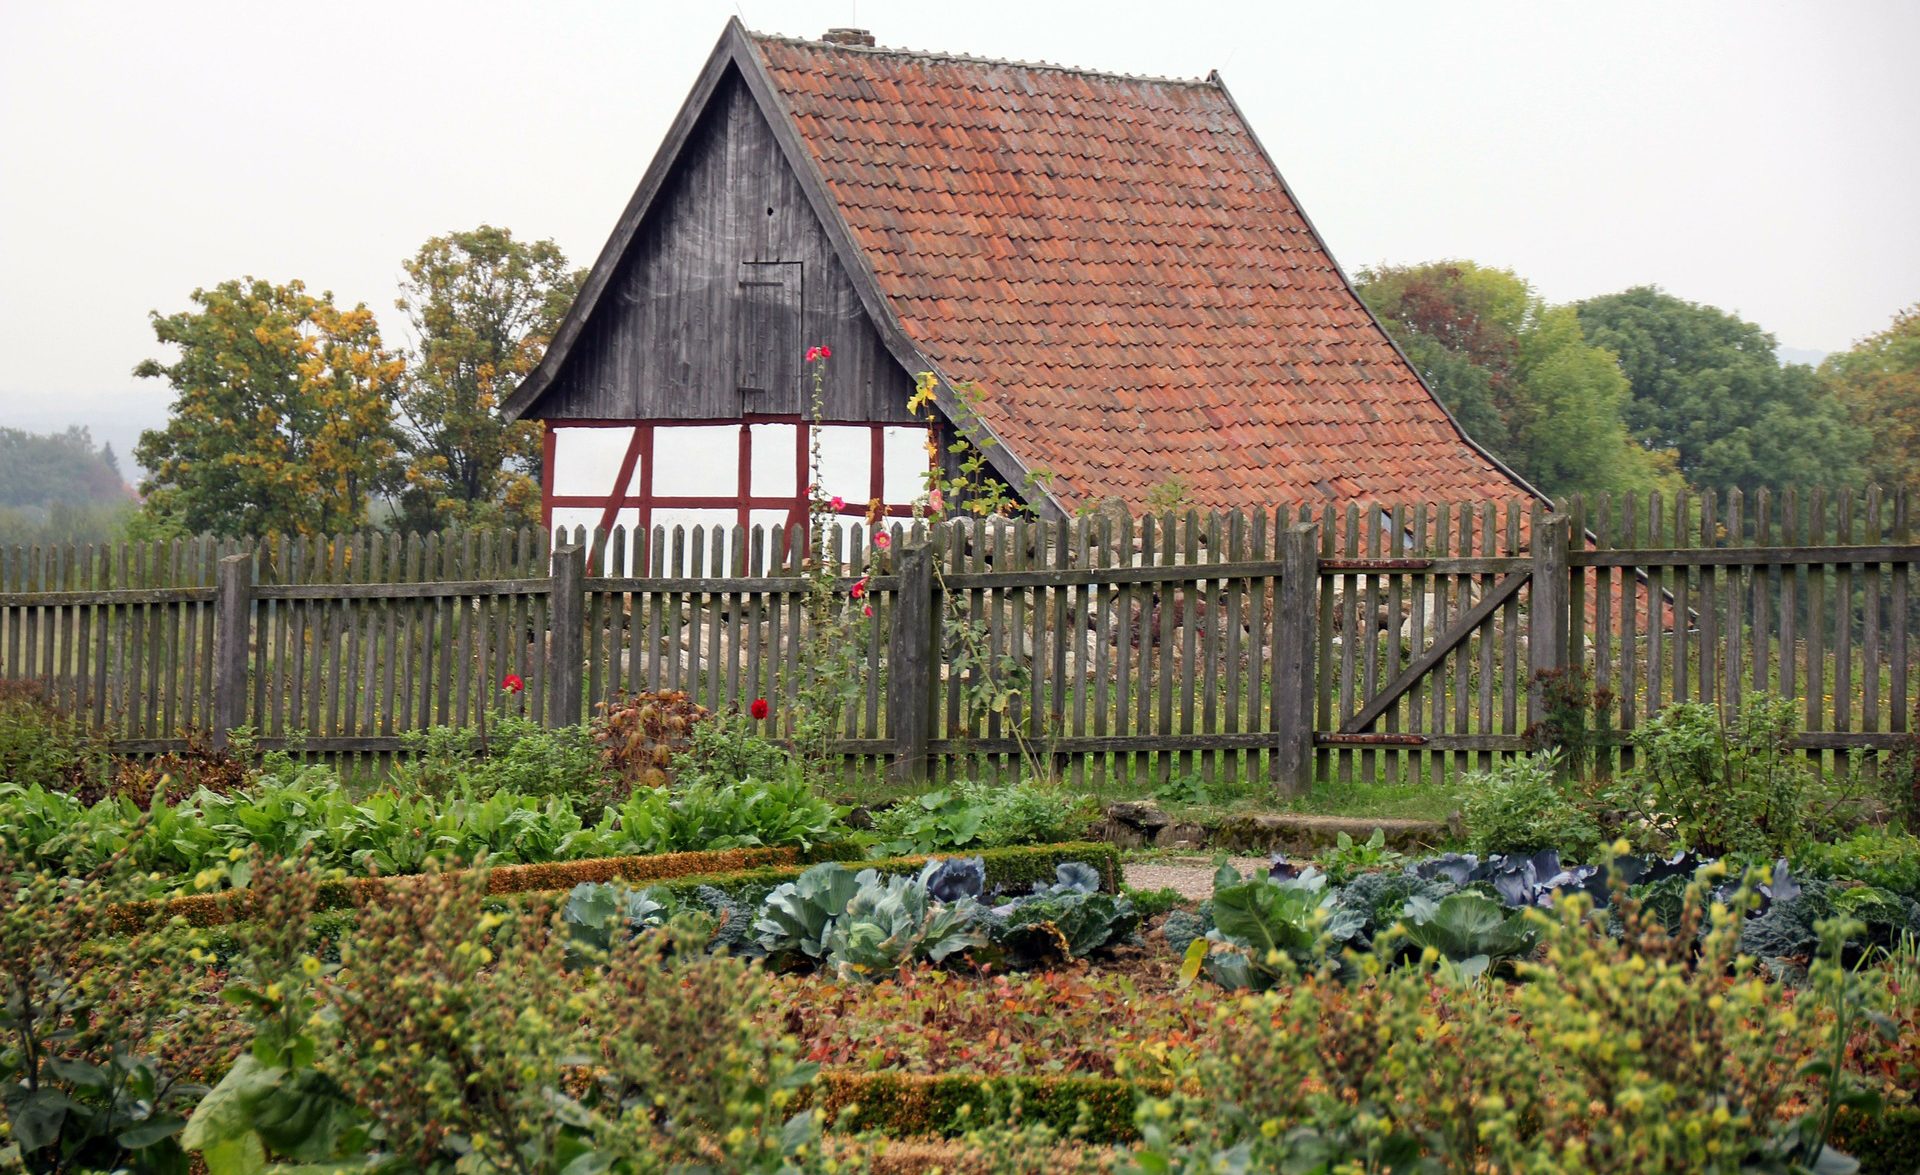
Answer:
[
  {"left": 1795, "top": 828, "right": 1920, "bottom": 901},
  {"left": 871, "top": 780, "right": 1092, "bottom": 855},
  {"left": 392, "top": 714, "right": 609, "bottom": 810},
  {"left": 591, "top": 689, "right": 709, "bottom": 791},
  {"left": 1461, "top": 752, "right": 1604, "bottom": 857},
  {"left": 106, "top": 726, "right": 254, "bottom": 806},
  {"left": 669, "top": 707, "right": 792, "bottom": 787},
  {"left": 1134, "top": 861, "right": 1884, "bottom": 1172},
  {"left": 0, "top": 841, "right": 214, "bottom": 1172},
  {"left": 0, "top": 678, "right": 108, "bottom": 794},
  {"left": 1627, "top": 695, "right": 1813, "bottom": 857}
]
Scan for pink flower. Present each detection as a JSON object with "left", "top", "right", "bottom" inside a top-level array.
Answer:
[
  {"left": 850, "top": 575, "right": 868, "bottom": 600},
  {"left": 863, "top": 603, "right": 873, "bottom": 617},
  {"left": 805, "top": 344, "right": 833, "bottom": 363},
  {"left": 873, "top": 531, "right": 892, "bottom": 550},
  {"left": 927, "top": 488, "right": 944, "bottom": 514},
  {"left": 830, "top": 496, "right": 845, "bottom": 511},
  {"left": 749, "top": 697, "right": 770, "bottom": 720},
  {"left": 500, "top": 673, "right": 525, "bottom": 693}
]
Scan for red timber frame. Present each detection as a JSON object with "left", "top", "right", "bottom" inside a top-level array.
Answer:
[{"left": 541, "top": 415, "right": 931, "bottom": 560}]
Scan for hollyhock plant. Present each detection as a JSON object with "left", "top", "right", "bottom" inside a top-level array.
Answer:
[
  {"left": 805, "top": 345, "right": 832, "bottom": 362},
  {"left": 850, "top": 576, "right": 868, "bottom": 600},
  {"left": 830, "top": 496, "right": 845, "bottom": 511},
  {"left": 927, "top": 488, "right": 944, "bottom": 514},
  {"left": 500, "top": 673, "right": 525, "bottom": 693},
  {"left": 873, "top": 531, "right": 892, "bottom": 550},
  {"left": 750, "top": 697, "right": 770, "bottom": 720}
]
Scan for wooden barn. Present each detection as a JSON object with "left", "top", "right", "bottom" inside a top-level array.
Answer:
[{"left": 502, "top": 20, "right": 1540, "bottom": 559}]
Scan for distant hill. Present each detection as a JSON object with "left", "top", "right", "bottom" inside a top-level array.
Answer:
[{"left": 1776, "top": 345, "right": 1830, "bottom": 367}]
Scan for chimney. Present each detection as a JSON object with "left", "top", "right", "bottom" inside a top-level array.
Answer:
[{"left": 821, "top": 27, "right": 875, "bottom": 46}]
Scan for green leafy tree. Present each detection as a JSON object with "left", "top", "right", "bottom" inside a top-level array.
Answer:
[
  {"left": 1821, "top": 303, "right": 1920, "bottom": 497},
  {"left": 390, "top": 225, "right": 581, "bottom": 532},
  {"left": 133, "top": 278, "right": 400, "bottom": 538},
  {"left": 1359, "top": 262, "right": 1679, "bottom": 498},
  {"left": 1576, "top": 286, "right": 1867, "bottom": 494}
]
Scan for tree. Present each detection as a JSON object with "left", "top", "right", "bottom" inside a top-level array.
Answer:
[
  {"left": 0, "top": 426, "right": 127, "bottom": 510},
  {"left": 390, "top": 225, "right": 581, "bottom": 532},
  {"left": 1575, "top": 287, "right": 1867, "bottom": 494},
  {"left": 1821, "top": 304, "right": 1920, "bottom": 498},
  {"left": 133, "top": 278, "right": 400, "bottom": 538},
  {"left": 1358, "top": 262, "right": 1679, "bottom": 499}
]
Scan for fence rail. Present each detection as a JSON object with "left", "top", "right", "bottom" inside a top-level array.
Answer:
[{"left": 2, "top": 488, "right": 1914, "bottom": 791}]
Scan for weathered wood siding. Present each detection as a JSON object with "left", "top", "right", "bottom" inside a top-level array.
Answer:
[{"left": 529, "top": 67, "right": 912, "bottom": 424}]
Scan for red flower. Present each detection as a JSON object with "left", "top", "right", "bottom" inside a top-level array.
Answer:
[
  {"left": 830, "top": 495, "right": 845, "bottom": 511},
  {"left": 750, "top": 697, "right": 770, "bottom": 720},
  {"left": 805, "top": 344, "right": 833, "bottom": 363},
  {"left": 863, "top": 603, "right": 873, "bottom": 618},
  {"left": 850, "top": 575, "right": 868, "bottom": 600},
  {"left": 501, "top": 673, "right": 525, "bottom": 693},
  {"left": 873, "top": 531, "right": 892, "bottom": 550}
]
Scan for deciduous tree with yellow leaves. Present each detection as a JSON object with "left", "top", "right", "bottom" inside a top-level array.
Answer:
[
  {"left": 1822, "top": 304, "right": 1920, "bottom": 498},
  {"left": 133, "top": 278, "right": 400, "bottom": 538}
]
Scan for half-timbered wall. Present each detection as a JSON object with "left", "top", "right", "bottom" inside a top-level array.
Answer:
[{"left": 544, "top": 418, "right": 933, "bottom": 572}]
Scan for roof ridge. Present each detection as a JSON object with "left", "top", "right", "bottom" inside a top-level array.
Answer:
[{"left": 746, "top": 28, "right": 1218, "bottom": 88}]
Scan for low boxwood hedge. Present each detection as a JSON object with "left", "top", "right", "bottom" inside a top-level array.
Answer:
[
  {"left": 808, "top": 1070, "right": 1157, "bottom": 1143},
  {"left": 110, "top": 845, "right": 802, "bottom": 932}
]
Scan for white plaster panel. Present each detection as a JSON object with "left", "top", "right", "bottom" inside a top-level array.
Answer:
[
  {"left": 652, "top": 425, "right": 740, "bottom": 498},
  {"left": 814, "top": 426, "right": 871, "bottom": 502},
  {"left": 882, "top": 426, "right": 932, "bottom": 503},
  {"left": 550, "top": 427, "right": 637, "bottom": 497},
  {"left": 749, "top": 424, "right": 799, "bottom": 498}
]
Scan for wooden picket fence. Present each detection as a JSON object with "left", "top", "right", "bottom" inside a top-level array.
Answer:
[{"left": 1, "top": 488, "right": 1914, "bottom": 793}]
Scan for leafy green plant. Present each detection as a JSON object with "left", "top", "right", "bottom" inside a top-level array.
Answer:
[
  {"left": 1628, "top": 694, "right": 1816, "bottom": 857},
  {"left": 754, "top": 859, "right": 988, "bottom": 980},
  {"left": 822, "top": 870, "right": 988, "bottom": 980},
  {"left": 1331, "top": 869, "right": 1456, "bottom": 942},
  {"left": 1462, "top": 752, "right": 1604, "bottom": 858},
  {"left": 870, "top": 780, "right": 1090, "bottom": 856},
  {"left": 1316, "top": 827, "right": 1408, "bottom": 883},
  {"left": 668, "top": 707, "right": 792, "bottom": 788},
  {"left": 1392, "top": 891, "right": 1540, "bottom": 980},
  {"left": 1183, "top": 863, "right": 1363, "bottom": 992},
  {"left": 603, "top": 774, "right": 846, "bottom": 855},
  {"left": 180, "top": 852, "right": 368, "bottom": 1172},
  {"left": 393, "top": 713, "right": 606, "bottom": 809},
  {"left": 991, "top": 865, "right": 1140, "bottom": 966},
  {"left": 1795, "top": 828, "right": 1920, "bottom": 901}
]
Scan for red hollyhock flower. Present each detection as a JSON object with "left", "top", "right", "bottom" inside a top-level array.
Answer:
[
  {"left": 863, "top": 603, "right": 873, "bottom": 618},
  {"left": 750, "top": 697, "right": 770, "bottom": 720},
  {"left": 805, "top": 345, "right": 833, "bottom": 362},
  {"left": 850, "top": 576, "right": 868, "bottom": 600},
  {"left": 830, "top": 496, "right": 845, "bottom": 511},
  {"left": 501, "top": 673, "right": 525, "bottom": 693}
]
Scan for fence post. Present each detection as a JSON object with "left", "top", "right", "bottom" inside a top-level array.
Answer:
[
  {"left": 1271, "top": 523, "right": 1318, "bottom": 796},
  {"left": 211, "top": 552, "right": 252, "bottom": 750},
  {"left": 887, "top": 541, "right": 935, "bottom": 786},
  {"left": 1529, "top": 513, "right": 1571, "bottom": 726},
  {"left": 549, "top": 543, "right": 585, "bottom": 728}
]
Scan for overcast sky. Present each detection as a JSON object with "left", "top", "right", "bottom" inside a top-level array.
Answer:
[{"left": 3, "top": 0, "right": 1915, "bottom": 467}]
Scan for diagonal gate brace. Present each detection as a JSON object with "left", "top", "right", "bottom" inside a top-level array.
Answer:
[{"left": 1339, "top": 569, "right": 1532, "bottom": 735}]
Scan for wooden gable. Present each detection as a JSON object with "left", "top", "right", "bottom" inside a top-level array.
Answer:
[{"left": 516, "top": 66, "right": 910, "bottom": 426}]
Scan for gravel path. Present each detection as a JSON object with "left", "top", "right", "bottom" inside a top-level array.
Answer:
[{"left": 1123, "top": 855, "right": 1268, "bottom": 900}]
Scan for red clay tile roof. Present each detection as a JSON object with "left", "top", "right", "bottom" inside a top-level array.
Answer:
[{"left": 750, "top": 33, "right": 1535, "bottom": 515}]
